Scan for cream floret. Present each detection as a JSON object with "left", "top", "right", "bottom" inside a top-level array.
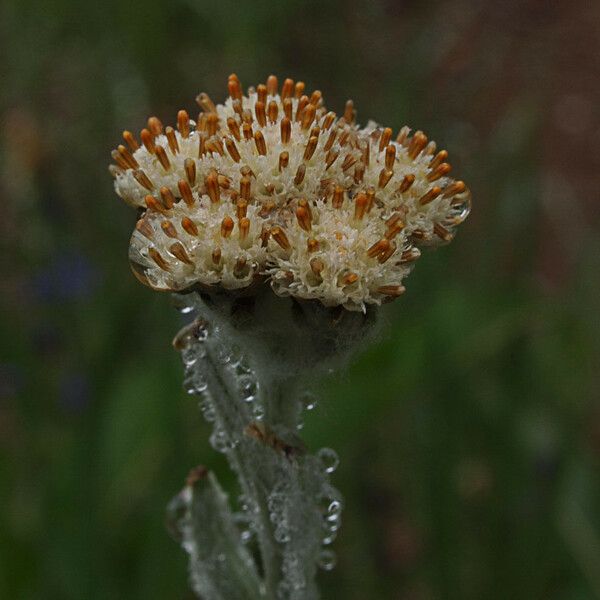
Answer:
[{"left": 110, "top": 74, "right": 471, "bottom": 310}]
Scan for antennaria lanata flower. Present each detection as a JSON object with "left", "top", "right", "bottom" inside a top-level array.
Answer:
[{"left": 110, "top": 74, "right": 470, "bottom": 599}]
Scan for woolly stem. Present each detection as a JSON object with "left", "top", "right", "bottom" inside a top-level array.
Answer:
[{"left": 167, "top": 291, "right": 355, "bottom": 599}]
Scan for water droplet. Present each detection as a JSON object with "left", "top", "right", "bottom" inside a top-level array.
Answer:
[
  {"left": 216, "top": 345, "right": 233, "bottom": 365},
  {"left": 198, "top": 398, "right": 216, "bottom": 422},
  {"left": 317, "top": 447, "right": 339, "bottom": 474},
  {"left": 240, "top": 529, "right": 253, "bottom": 544},
  {"left": 182, "top": 346, "right": 200, "bottom": 366},
  {"left": 239, "top": 375, "right": 258, "bottom": 402},
  {"left": 209, "top": 429, "right": 231, "bottom": 453},
  {"left": 236, "top": 360, "right": 252, "bottom": 376},
  {"left": 274, "top": 525, "right": 290, "bottom": 543},
  {"left": 253, "top": 403, "right": 265, "bottom": 420},
  {"left": 300, "top": 391, "right": 317, "bottom": 411},
  {"left": 317, "top": 548, "right": 337, "bottom": 571},
  {"left": 327, "top": 500, "right": 343, "bottom": 521}
]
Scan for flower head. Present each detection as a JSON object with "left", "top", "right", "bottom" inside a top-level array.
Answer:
[{"left": 111, "top": 74, "right": 470, "bottom": 311}]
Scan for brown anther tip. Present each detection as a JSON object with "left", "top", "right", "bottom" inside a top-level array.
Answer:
[
  {"left": 378, "top": 168, "right": 393, "bottom": 189},
  {"left": 430, "top": 149, "right": 448, "bottom": 170},
  {"left": 135, "top": 218, "right": 153, "bottom": 239},
  {"left": 385, "top": 144, "right": 396, "bottom": 170},
  {"left": 268, "top": 100, "right": 278, "bottom": 123},
  {"left": 307, "top": 238, "right": 319, "bottom": 253},
  {"left": 271, "top": 226, "right": 291, "bottom": 251},
  {"left": 367, "top": 238, "right": 390, "bottom": 258},
  {"left": 147, "top": 116, "right": 163, "bottom": 136},
  {"left": 309, "top": 90, "right": 322, "bottom": 106},
  {"left": 234, "top": 256, "right": 247, "bottom": 276},
  {"left": 280, "top": 117, "right": 291, "bottom": 144},
  {"left": 184, "top": 158, "right": 196, "bottom": 186},
  {"left": 427, "top": 162, "right": 452, "bottom": 182},
  {"left": 218, "top": 174, "right": 233, "bottom": 188},
  {"left": 310, "top": 258, "right": 324, "bottom": 275},
  {"left": 278, "top": 151, "right": 289, "bottom": 171},
  {"left": 161, "top": 220, "right": 178, "bottom": 238},
  {"left": 254, "top": 101, "right": 267, "bottom": 127},
  {"left": 205, "top": 172, "right": 220, "bottom": 204},
  {"left": 159, "top": 186, "right": 175, "bottom": 209},
  {"left": 177, "top": 110, "right": 190, "bottom": 138},
  {"left": 294, "top": 81, "right": 305, "bottom": 98},
  {"left": 236, "top": 198, "right": 248, "bottom": 220},
  {"left": 283, "top": 98, "right": 293, "bottom": 120},
  {"left": 408, "top": 131, "right": 428, "bottom": 159},
  {"left": 220, "top": 216, "right": 234, "bottom": 238},
  {"left": 324, "top": 130, "right": 337, "bottom": 153},
  {"left": 301, "top": 104, "right": 316, "bottom": 130},
  {"left": 396, "top": 126, "right": 411, "bottom": 145},
  {"left": 242, "top": 122, "right": 253, "bottom": 141},
  {"left": 117, "top": 145, "right": 138, "bottom": 169},
  {"left": 240, "top": 176, "right": 251, "bottom": 201},
  {"left": 178, "top": 179, "right": 195, "bottom": 206},
  {"left": 325, "top": 149, "right": 339, "bottom": 170},
  {"left": 295, "top": 95, "right": 309, "bottom": 122},
  {"left": 443, "top": 180, "right": 466, "bottom": 197},
  {"left": 111, "top": 150, "right": 129, "bottom": 171},
  {"left": 154, "top": 145, "right": 171, "bottom": 170},
  {"left": 148, "top": 247, "right": 170, "bottom": 271},
  {"left": 294, "top": 164, "right": 306, "bottom": 186},
  {"left": 343, "top": 100, "right": 355, "bottom": 123},
  {"left": 140, "top": 129, "right": 156, "bottom": 154},
  {"left": 227, "top": 117, "right": 241, "bottom": 141},
  {"left": 385, "top": 218, "right": 405, "bottom": 240},
  {"left": 378, "top": 241, "right": 396, "bottom": 263},
  {"left": 379, "top": 127, "right": 392, "bottom": 152},
  {"left": 353, "top": 162, "right": 366, "bottom": 184},
  {"left": 281, "top": 78, "right": 294, "bottom": 99},
  {"left": 133, "top": 169, "right": 154, "bottom": 191},
  {"left": 332, "top": 185, "right": 344, "bottom": 209},
  {"left": 354, "top": 192, "right": 368, "bottom": 221},
  {"left": 266, "top": 74, "right": 278, "bottom": 96},
  {"left": 165, "top": 126, "right": 179, "bottom": 154},
  {"left": 341, "top": 153, "right": 357, "bottom": 172},
  {"left": 303, "top": 136, "right": 318, "bottom": 161},
  {"left": 211, "top": 247, "right": 222, "bottom": 265},
  {"left": 206, "top": 113, "right": 219, "bottom": 137},
  {"left": 296, "top": 206, "right": 312, "bottom": 231},
  {"left": 342, "top": 272, "right": 359, "bottom": 285},
  {"left": 225, "top": 137, "right": 241, "bottom": 163},
  {"left": 196, "top": 92, "right": 216, "bottom": 113},
  {"left": 322, "top": 112, "right": 336, "bottom": 130},
  {"left": 400, "top": 247, "right": 420, "bottom": 263},
  {"left": 197, "top": 131, "right": 207, "bottom": 157},
  {"left": 419, "top": 186, "right": 442, "bottom": 205},
  {"left": 170, "top": 242, "right": 193, "bottom": 265},
  {"left": 228, "top": 78, "right": 243, "bottom": 101},
  {"left": 145, "top": 194, "right": 166, "bottom": 214},
  {"left": 377, "top": 285, "right": 405, "bottom": 297},
  {"left": 366, "top": 189, "right": 376, "bottom": 212},
  {"left": 181, "top": 217, "right": 198, "bottom": 236},
  {"left": 123, "top": 130, "right": 139, "bottom": 151},
  {"left": 433, "top": 222, "right": 453, "bottom": 241},
  {"left": 398, "top": 174, "right": 416, "bottom": 193},
  {"left": 239, "top": 217, "right": 250, "bottom": 241}
]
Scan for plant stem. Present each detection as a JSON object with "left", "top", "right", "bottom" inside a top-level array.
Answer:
[{"left": 169, "top": 291, "right": 351, "bottom": 599}]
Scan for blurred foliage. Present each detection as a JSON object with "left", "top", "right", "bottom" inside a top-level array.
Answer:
[{"left": 1, "top": 0, "right": 600, "bottom": 598}]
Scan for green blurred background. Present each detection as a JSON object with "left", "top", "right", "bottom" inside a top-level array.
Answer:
[{"left": 2, "top": 0, "right": 600, "bottom": 598}]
